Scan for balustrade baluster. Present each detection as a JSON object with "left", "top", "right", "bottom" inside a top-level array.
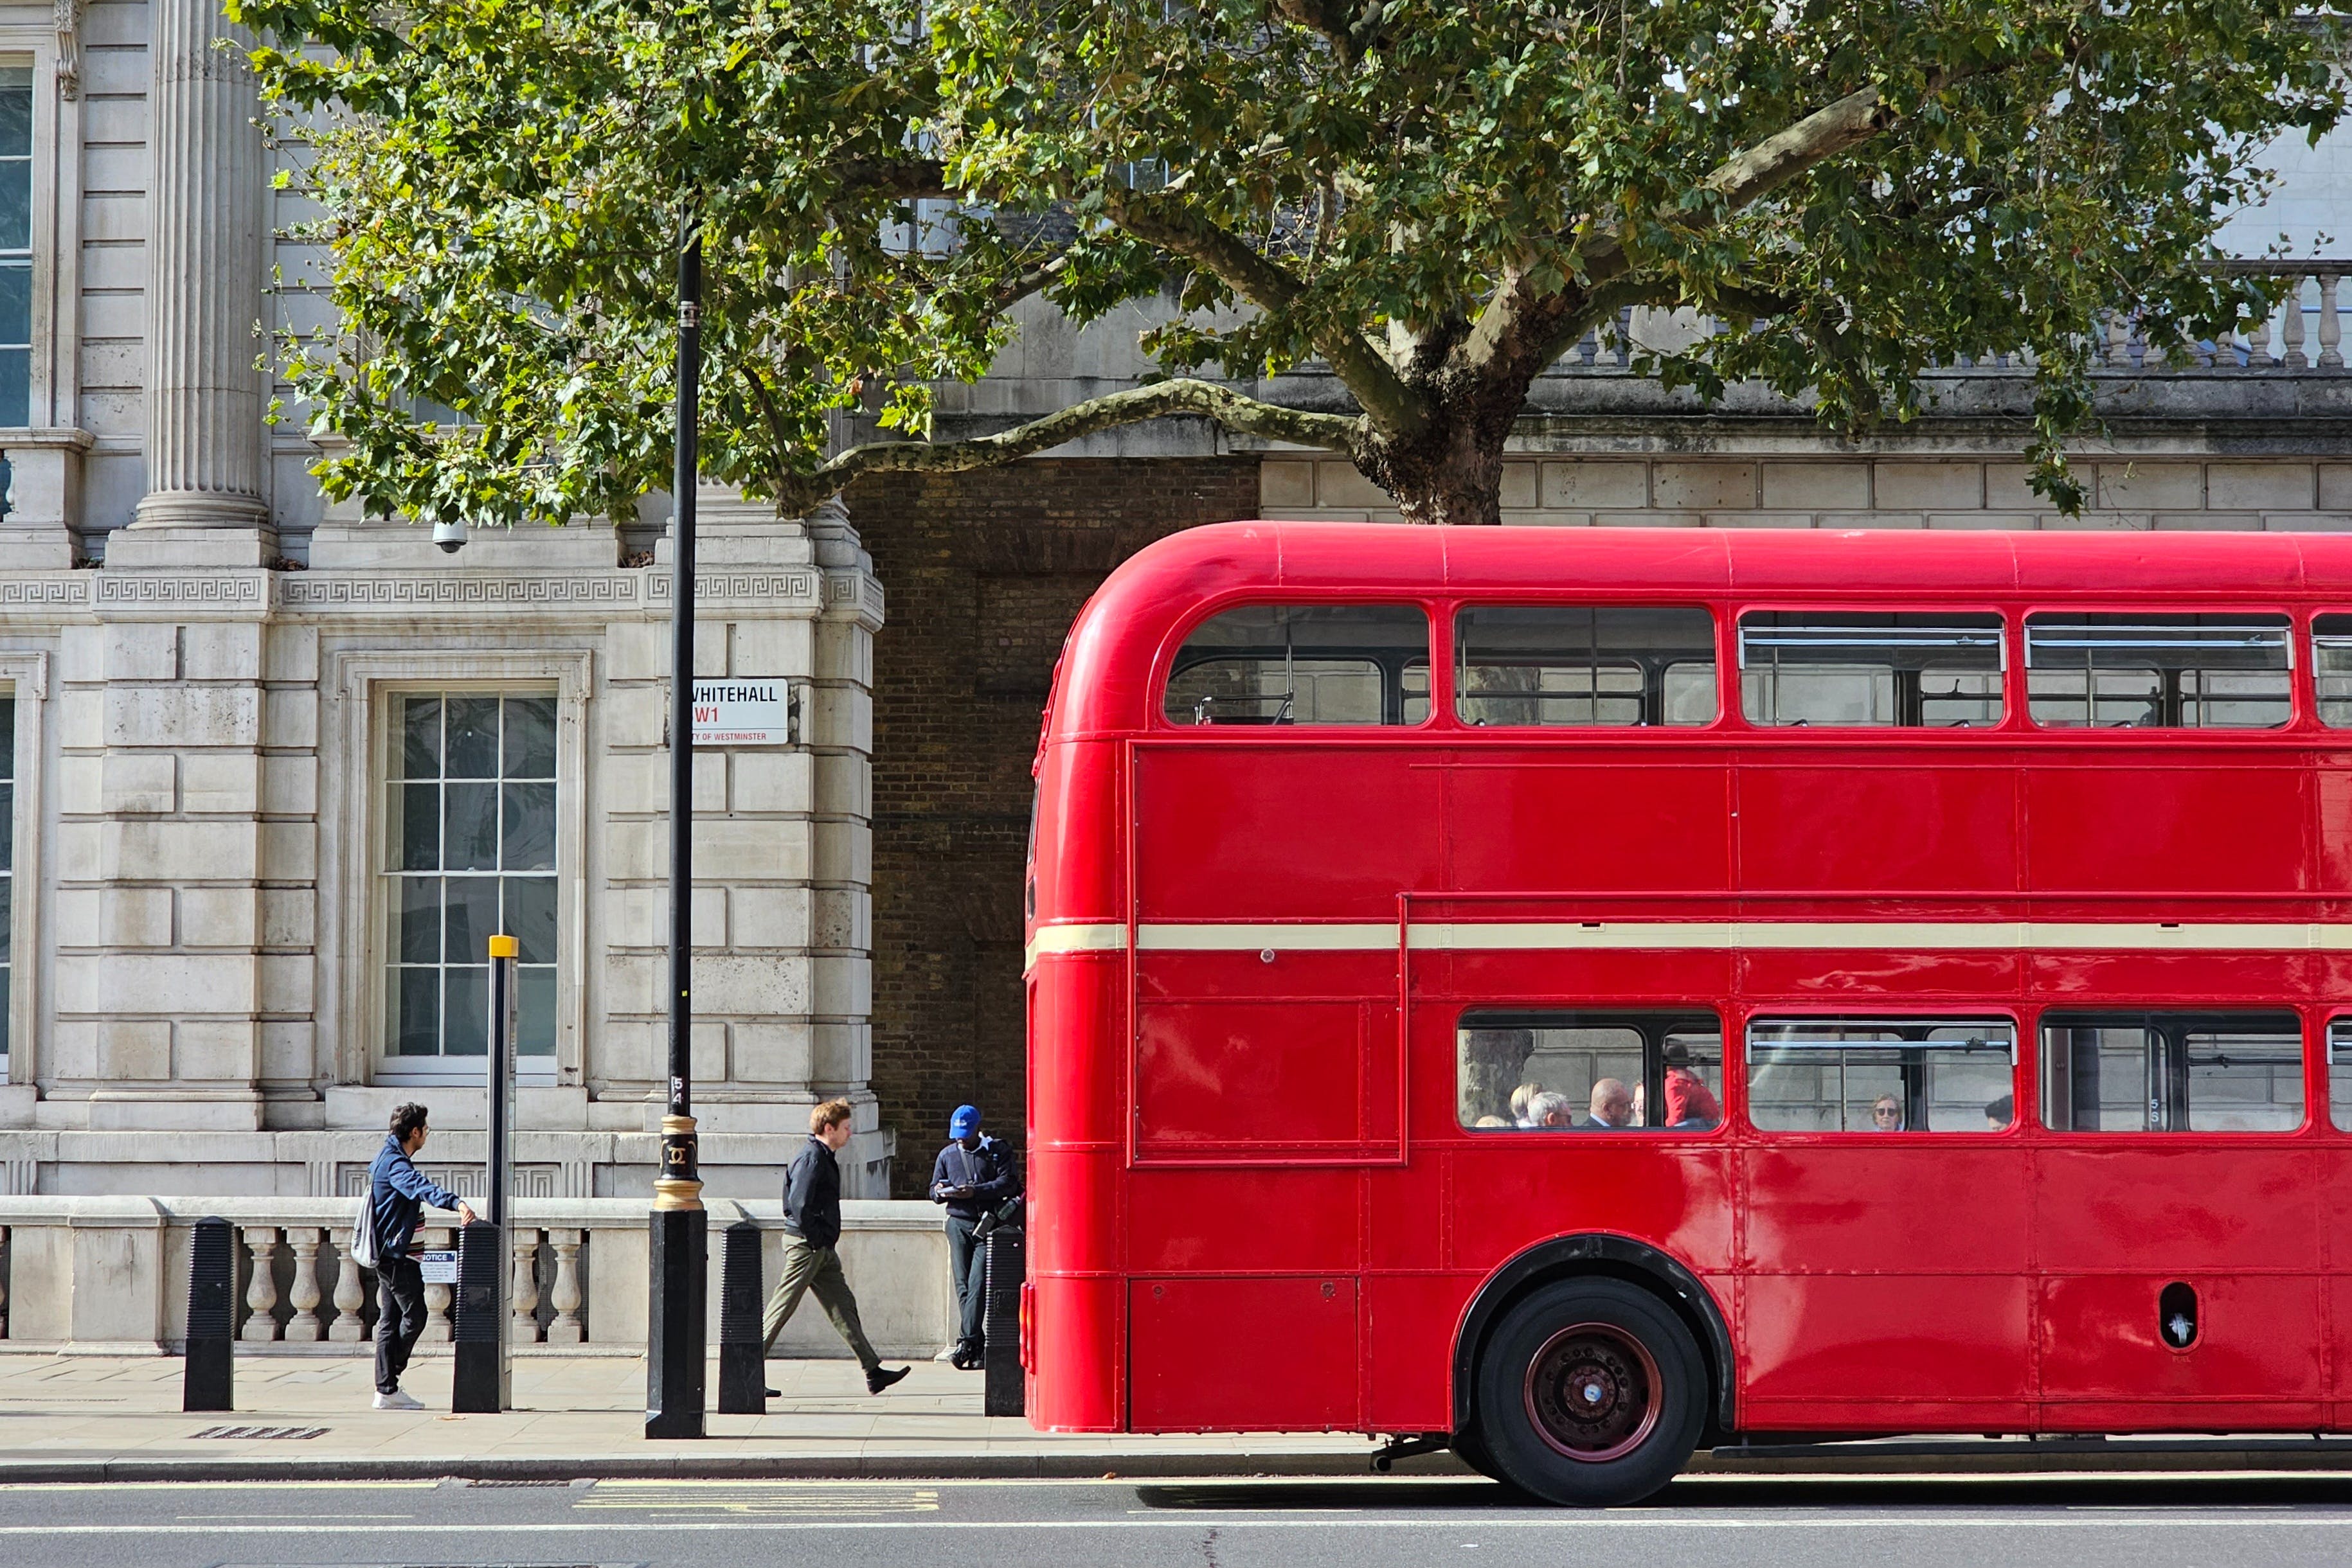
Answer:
[
  {"left": 2322, "top": 273, "right": 2344, "bottom": 369},
  {"left": 240, "top": 1225, "right": 283, "bottom": 1342},
  {"left": 418, "top": 1225, "right": 454, "bottom": 1344},
  {"left": 511, "top": 1227, "right": 544, "bottom": 1344},
  {"left": 2285, "top": 275, "right": 2310, "bottom": 368},
  {"left": 547, "top": 1229, "right": 584, "bottom": 1344},
  {"left": 2106, "top": 312, "right": 2130, "bottom": 367},
  {"left": 2254, "top": 307, "right": 2278, "bottom": 368},
  {"left": 328, "top": 1243, "right": 366, "bottom": 1342},
  {"left": 283, "top": 1226, "right": 323, "bottom": 1342}
]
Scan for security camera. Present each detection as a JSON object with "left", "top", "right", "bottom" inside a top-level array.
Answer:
[{"left": 432, "top": 518, "right": 468, "bottom": 554}]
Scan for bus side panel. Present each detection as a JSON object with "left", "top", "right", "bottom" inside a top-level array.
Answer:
[
  {"left": 1130, "top": 1276, "right": 1360, "bottom": 1431},
  {"left": 2024, "top": 765, "right": 2313, "bottom": 895},
  {"left": 1028, "top": 953, "right": 1126, "bottom": 1432},
  {"left": 1032, "top": 738, "right": 1123, "bottom": 923}
]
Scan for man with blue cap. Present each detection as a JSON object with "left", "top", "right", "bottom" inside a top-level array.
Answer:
[{"left": 929, "top": 1103, "right": 1019, "bottom": 1370}]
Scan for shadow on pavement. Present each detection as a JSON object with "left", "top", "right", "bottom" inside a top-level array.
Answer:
[{"left": 1133, "top": 1474, "right": 2352, "bottom": 1513}]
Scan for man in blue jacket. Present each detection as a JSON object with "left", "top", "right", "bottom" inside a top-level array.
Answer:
[
  {"left": 368, "top": 1103, "right": 474, "bottom": 1410},
  {"left": 929, "top": 1104, "right": 1019, "bottom": 1370}
]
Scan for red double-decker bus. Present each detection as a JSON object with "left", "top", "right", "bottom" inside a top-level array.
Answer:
[{"left": 1022, "top": 521, "right": 2352, "bottom": 1505}]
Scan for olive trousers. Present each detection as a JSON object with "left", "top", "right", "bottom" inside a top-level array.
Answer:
[{"left": 760, "top": 1236, "right": 882, "bottom": 1373}]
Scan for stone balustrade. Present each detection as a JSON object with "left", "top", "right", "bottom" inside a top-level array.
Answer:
[{"left": 0, "top": 1198, "right": 957, "bottom": 1358}]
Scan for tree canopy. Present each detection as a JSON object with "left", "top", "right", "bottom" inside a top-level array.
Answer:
[{"left": 233, "top": 0, "right": 2345, "bottom": 525}]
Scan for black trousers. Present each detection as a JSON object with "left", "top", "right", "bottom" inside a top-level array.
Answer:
[
  {"left": 374, "top": 1255, "right": 429, "bottom": 1396},
  {"left": 946, "top": 1215, "right": 987, "bottom": 1352}
]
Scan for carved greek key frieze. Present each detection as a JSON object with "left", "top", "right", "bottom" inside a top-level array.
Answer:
[
  {"left": 643, "top": 573, "right": 820, "bottom": 603},
  {"left": 91, "top": 575, "right": 263, "bottom": 606},
  {"left": 283, "top": 576, "right": 640, "bottom": 608},
  {"left": 0, "top": 579, "right": 87, "bottom": 607}
]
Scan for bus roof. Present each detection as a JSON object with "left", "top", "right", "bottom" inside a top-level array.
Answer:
[{"left": 1049, "top": 521, "right": 2352, "bottom": 739}]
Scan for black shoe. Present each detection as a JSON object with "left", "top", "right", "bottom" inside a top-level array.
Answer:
[
  {"left": 951, "top": 1346, "right": 983, "bottom": 1371},
  {"left": 866, "top": 1365, "right": 911, "bottom": 1395}
]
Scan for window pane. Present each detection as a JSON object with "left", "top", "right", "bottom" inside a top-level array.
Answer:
[
  {"left": 0, "top": 965, "right": 11, "bottom": 1058},
  {"left": 2040, "top": 1011, "right": 2303, "bottom": 1132},
  {"left": 0, "top": 783, "right": 13, "bottom": 875},
  {"left": 2312, "top": 616, "right": 2352, "bottom": 727},
  {"left": 2330, "top": 1020, "right": 2352, "bottom": 1129},
  {"left": 391, "top": 968, "right": 440, "bottom": 1055},
  {"left": 503, "top": 697, "right": 557, "bottom": 778},
  {"left": 0, "top": 172, "right": 27, "bottom": 256},
  {"left": 397, "top": 876, "right": 440, "bottom": 963},
  {"left": 1163, "top": 605, "right": 1429, "bottom": 726},
  {"left": 519, "top": 967, "right": 556, "bottom": 1056},
  {"left": 1456, "top": 607, "right": 1716, "bottom": 728},
  {"left": 398, "top": 782, "right": 439, "bottom": 870},
  {"left": 400, "top": 697, "right": 442, "bottom": 779},
  {"left": 444, "top": 968, "right": 489, "bottom": 1056},
  {"left": 445, "top": 696, "right": 501, "bottom": 776},
  {"left": 1459, "top": 1010, "right": 1723, "bottom": 1132},
  {"left": 0, "top": 693, "right": 15, "bottom": 777},
  {"left": 1741, "top": 613, "right": 2004, "bottom": 727},
  {"left": 0, "top": 262, "right": 28, "bottom": 350},
  {"left": 2027, "top": 615, "right": 2290, "bottom": 729},
  {"left": 0, "top": 69, "right": 31, "bottom": 157},
  {"left": 444, "top": 781, "right": 499, "bottom": 871},
  {"left": 506, "top": 875, "right": 557, "bottom": 965},
  {"left": 501, "top": 782, "right": 555, "bottom": 870},
  {"left": 443, "top": 875, "right": 499, "bottom": 967},
  {"left": 1746, "top": 1018, "right": 2015, "bottom": 1132},
  {"left": 0, "top": 348, "right": 28, "bottom": 429}
]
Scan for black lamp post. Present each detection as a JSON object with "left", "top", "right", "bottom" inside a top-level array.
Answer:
[{"left": 645, "top": 208, "right": 708, "bottom": 1440}]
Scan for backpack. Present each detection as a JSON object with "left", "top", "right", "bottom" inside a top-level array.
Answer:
[{"left": 348, "top": 1187, "right": 379, "bottom": 1270}]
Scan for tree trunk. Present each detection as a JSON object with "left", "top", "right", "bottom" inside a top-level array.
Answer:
[{"left": 1353, "top": 366, "right": 1531, "bottom": 525}]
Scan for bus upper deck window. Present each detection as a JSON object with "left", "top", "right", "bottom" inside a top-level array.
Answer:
[
  {"left": 2313, "top": 616, "right": 2352, "bottom": 726},
  {"left": 1746, "top": 1017, "right": 2015, "bottom": 1132},
  {"left": 1454, "top": 606, "right": 1716, "bottom": 727},
  {"left": 2042, "top": 1011, "right": 2303, "bottom": 1132},
  {"left": 2026, "top": 614, "right": 2290, "bottom": 729},
  {"left": 2328, "top": 1020, "right": 2352, "bottom": 1130},
  {"left": 1739, "top": 612, "right": 2004, "bottom": 727},
  {"left": 1163, "top": 605, "right": 1429, "bottom": 726}
]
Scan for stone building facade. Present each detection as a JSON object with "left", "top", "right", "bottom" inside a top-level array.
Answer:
[{"left": 3, "top": 1, "right": 2352, "bottom": 1199}]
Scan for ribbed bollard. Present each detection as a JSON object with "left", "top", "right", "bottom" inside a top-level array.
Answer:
[
  {"left": 982, "top": 1223, "right": 1026, "bottom": 1417},
  {"left": 715, "top": 1220, "right": 766, "bottom": 1414},
  {"left": 451, "top": 1220, "right": 507, "bottom": 1413},
  {"left": 182, "top": 1216, "right": 234, "bottom": 1411}
]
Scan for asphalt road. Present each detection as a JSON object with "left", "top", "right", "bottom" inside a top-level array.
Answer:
[{"left": 5, "top": 1473, "right": 2350, "bottom": 1567}]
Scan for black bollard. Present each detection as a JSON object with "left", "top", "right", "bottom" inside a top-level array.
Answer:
[
  {"left": 982, "top": 1222, "right": 1027, "bottom": 1417},
  {"left": 715, "top": 1220, "right": 766, "bottom": 1414},
  {"left": 182, "top": 1216, "right": 234, "bottom": 1412},
  {"left": 451, "top": 1220, "right": 507, "bottom": 1413}
]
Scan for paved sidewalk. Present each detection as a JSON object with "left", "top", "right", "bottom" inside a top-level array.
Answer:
[{"left": 0, "top": 1351, "right": 1425, "bottom": 1481}]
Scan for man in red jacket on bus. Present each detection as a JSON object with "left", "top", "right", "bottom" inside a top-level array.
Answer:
[{"left": 1662, "top": 1042, "right": 1721, "bottom": 1128}]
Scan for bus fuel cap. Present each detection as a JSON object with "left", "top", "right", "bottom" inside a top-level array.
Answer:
[{"left": 2159, "top": 1282, "right": 2198, "bottom": 1350}]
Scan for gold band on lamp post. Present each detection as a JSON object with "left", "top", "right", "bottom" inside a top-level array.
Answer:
[{"left": 654, "top": 1113, "right": 705, "bottom": 1211}]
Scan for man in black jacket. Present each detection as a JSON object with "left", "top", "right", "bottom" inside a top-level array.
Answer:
[
  {"left": 929, "top": 1103, "right": 1019, "bottom": 1369},
  {"left": 761, "top": 1099, "right": 910, "bottom": 1394}
]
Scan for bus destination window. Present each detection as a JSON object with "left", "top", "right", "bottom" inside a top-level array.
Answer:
[
  {"left": 1745, "top": 1017, "right": 2015, "bottom": 1132},
  {"left": 1163, "top": 605, "right": 1428, "bottom": 726},
  {"left": 1459, "top": 1010, "right": 1723, "bottom": 1132},
  {"left": 2329, "top": 1020, "right": 2352, "bottom": 1130},
  {"left": 2313, "top": 615, "right": 2352, "bottom": 726},
  {"left": 1738, "top": 612, "right": 2004, "bottom": 727},
  {"left": 2025, "top": 613, "right": 2291, "bottom": 729},
  {"left": 2040, "top": 1011, "right": 2304, "bottom": 1132},
  {"left": 1453, "top": 605, "right": 1716, "bottom": 727}
]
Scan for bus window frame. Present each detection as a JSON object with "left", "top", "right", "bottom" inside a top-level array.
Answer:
[
  {"left": 1719, "top": 603, "right": 2024, "bottom": 735},
  {"left": 1446, "top": 603, "right": 1727, "bottom": 733},
  {"left": 2019, "top": 603, "right": 2306, "bottom": 735},
  {"left": 2029, "top": 1005, "right": 2315, "bottom": 1137},
  {"left": 1734, "top": 1007, "right": 2027, "bottom": 1138},
  {"left": 1452, "top": 1004, "right": 1730, "bottom": 1137},
  {"left": 1151, "top": 594, "right": 1446, "bottom": 733},
  {"left": 2307, "top": 610, "right": 2352, "bottom": 729}
]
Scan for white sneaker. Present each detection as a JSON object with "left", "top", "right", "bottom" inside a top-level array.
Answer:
[
  {"left": 933, "top": 1344, "right": 960, "bottom": 1362},
  {"left": 373, "top": 1389, "right": 424, "bottom": 1411}
]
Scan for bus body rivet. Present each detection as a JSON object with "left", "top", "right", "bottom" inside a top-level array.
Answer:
[{"left": 1260, "top": 949, "right": 1275, "bottom": 963}]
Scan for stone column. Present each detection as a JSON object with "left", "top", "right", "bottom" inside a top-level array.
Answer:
[{"left": 118, "top": 0, "right": 272, "bottom": 562}]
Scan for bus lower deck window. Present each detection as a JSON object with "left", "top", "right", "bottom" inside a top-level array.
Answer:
[
  {"left": 1739, "top": 612, "right": 2004, "bottom": 727},
  {"left": 1454, "top": 606, "right": 1716, "bottom": 727},
  {"left": 1746, "top": 1017, "right": 2015, "bottom": 1132},
  {"left": 2026, "top": 614, "right": 2290, "bottom": 729},
  {"left": 2041, "top": 1011, "right": 2304, "bottom": 1132},
  {"left": 1163, "top": 605, "right": 1429, "bottom": 726},
  {"left": 1459, "top": 1010, "right": 1723, "bottom": 1131}
]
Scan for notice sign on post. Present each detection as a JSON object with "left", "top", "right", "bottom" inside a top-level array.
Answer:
[{"left": 692, "top": 679, "right": 795, "bottom": 745}]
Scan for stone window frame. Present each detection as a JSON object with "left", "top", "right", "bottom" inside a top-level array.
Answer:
[
  {"left": 325, "top": 648, "right": 593, "bottom": 1090},
  {"left": 0, "top": 650, "right": 44, "bottom": 1085}
]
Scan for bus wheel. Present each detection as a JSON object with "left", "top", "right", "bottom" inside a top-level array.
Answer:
[{"left": 1473, "top": 1278, "right": 1705, "bottom": 1507}]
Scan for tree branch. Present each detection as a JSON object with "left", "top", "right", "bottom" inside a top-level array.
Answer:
[
  {"left": 1106, "top": 188, "right": 1427, "bottom": 436},
  {"left": 827, "top": 156, "right": 951, "bottom": 201},
  {"left": 794, "top": 378, "right": 1358, "bottom": 503}
]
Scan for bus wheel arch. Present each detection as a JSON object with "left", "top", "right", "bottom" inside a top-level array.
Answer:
[{"left": 1451, "top": 1235, "right": 1736, "bottom": 1455}]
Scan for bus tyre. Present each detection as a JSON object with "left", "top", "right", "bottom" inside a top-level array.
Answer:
[{"left": 1474, "top": 1278, "right": 1705, "bottom": 1507}]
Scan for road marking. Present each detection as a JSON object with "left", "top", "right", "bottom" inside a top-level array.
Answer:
[
  {"left": 575, "top": 1481, "right": 939, "bottom": 1515},
  {"left": 7, "top": 1515, "right": 2352, "bottom": 1535}
]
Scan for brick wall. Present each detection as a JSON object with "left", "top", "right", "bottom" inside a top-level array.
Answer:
[{"left": 848, "top": 457, "right": 1262, "bottom": 1194}]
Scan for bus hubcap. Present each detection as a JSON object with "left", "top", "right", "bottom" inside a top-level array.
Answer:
[{"left": 1523, "top": 1323, "right": 1663, "bottom": 1463}]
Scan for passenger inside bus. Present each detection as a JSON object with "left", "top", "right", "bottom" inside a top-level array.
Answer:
[
  {"left": 1583, "top": 1080, "right": 1635, "bottom": 1129},
  {"left": 1747, "top": 1019, "right": 2015, "bottom": 1132},
  {"left": 1869, "top": 1093, "right": 1905, "bottom": 1130},
  {"left": 1985, "top": 1094, "right": 2014, "bottom": 1130}
]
